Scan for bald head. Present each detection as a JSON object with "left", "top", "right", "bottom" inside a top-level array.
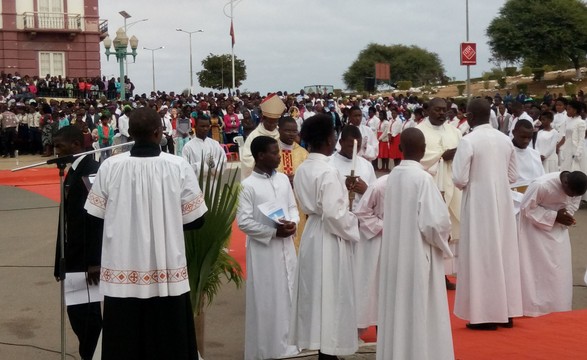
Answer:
[
  {"left": 466, "top": 98, "right": 490, "bottom": 127},
  {"left": 399, "top": 127, "right": 426, "bottom": 162}
]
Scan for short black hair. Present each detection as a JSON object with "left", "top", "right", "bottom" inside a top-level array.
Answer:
[
  {"left": 53, "top": 125, "right": 83, "bottom": 145},
  {"left": 251, "top": 136, "right": 277, "bottom": 161},
  {"left": 514, "top": 119, "right": 534, "bottom": 131},
  {"left": 568, "top": 171, "right": 587, "bottom": 196},
  {"left": 340, "top": 124, "right": 362, "bottom": 141},
  {"left": 540, "top": 111, "right": 554, "bottom": 121},
  {"left": 555, "top": 97, "right": 568, "bottom": 105},
  {"left": 278, "top": 116, "right": 297, "bottom": 128},
  {"left": 300, "top": 114, "right": 334, "bottom": 149},
  {"left": 129, "top": 107, "right": 160, "bottom": 141},
  {"left": 568, "top": 100, "right": 584, "bottom": 113},
  {"left": 348, "top": 105, "right": 361, "bottom": 114}
]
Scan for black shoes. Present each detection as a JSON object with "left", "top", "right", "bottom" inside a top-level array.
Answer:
[
  {"left": 466, "top": 323, "right": 498, "bottom": 331},
  {"left": 446, "top": 276, "right": 456, "bottom": 290},
  {"left": 466, "top": 318, "right": 514, "bottom": 331}
]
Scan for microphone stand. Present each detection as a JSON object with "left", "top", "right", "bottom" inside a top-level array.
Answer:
[{"left": 10, "top": 140, "right": 134, "bottom": 360}]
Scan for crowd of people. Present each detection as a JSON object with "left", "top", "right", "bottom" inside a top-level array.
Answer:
[{"left": 4, "top": 71, "right": 587, "bottom": 359}]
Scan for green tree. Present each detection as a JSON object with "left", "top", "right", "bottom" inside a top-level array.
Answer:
[
  {"left": 197, "top": 53, "right": 247, "bottom": 90},
  {"left": 343, "top": 43, "right": 445, "bottom": 91},
  {"left": 487, "top": 0, "right": 587, "bottom": 78}
]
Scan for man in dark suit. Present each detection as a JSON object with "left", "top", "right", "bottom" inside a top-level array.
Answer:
[{"left": 53, "top": 125, "right": 103, "bottom": 360}]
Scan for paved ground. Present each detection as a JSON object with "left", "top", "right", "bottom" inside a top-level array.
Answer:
[{"left": 1, "top": 154, "right": 587, "bottom": 359}]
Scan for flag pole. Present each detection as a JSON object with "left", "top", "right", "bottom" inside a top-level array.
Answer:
[{"left": 231, "top": 0, "right": 236, "bottom": 92}]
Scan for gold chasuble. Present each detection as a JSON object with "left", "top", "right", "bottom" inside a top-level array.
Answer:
[{"left": 277, "top": 141, "right": 308, "bottom": 252}]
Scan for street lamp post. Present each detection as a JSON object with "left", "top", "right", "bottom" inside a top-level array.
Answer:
[
  {"left": 143, "top": 46, "right": 164, "bottom": 93},
  {"left": 119, "top": 11, "right": 147, "bottom": 77},
  {"left": 176, "top": 28, "right": 203, "bottom": 93},
  {"left": 103, "top": 28, "right": 139, "bottom": 101}
]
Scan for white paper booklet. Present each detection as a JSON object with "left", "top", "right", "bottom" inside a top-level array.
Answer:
[
  {"left": 64, "top": 272, "right": 103, "bottom": 306},
  {"left": 258, "top": 201, "right": 288, "bottom": 224}
]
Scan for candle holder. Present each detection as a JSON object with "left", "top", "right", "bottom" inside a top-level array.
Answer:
[{"left": 345, "top": 170, "right": 359, "bottom": 211}]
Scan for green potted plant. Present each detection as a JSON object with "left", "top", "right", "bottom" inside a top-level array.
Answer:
[{"left": 184, "top": 158, "right": 244, "bottom": 355}]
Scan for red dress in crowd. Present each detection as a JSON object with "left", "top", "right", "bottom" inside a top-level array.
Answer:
[
  {"left": 377, "top": 121, "right": 390, "bottom": 159},
  {"left": 389, "top": 119, "right": 403, "bottom": 160}
]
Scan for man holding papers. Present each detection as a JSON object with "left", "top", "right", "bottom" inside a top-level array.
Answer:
[
  {"left": 237, "top": 135, "right": 299, "bottom": 360},
  {"left": 52, "top": 125, "right": 103, "bottom": 360}
]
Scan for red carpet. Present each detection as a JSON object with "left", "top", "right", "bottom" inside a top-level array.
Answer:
[
  {"left": 0, "top": 168, "right": 61, "bottom": 202},
  {"left": 4, "top": 168, "right": 587, "bottom": 359}
]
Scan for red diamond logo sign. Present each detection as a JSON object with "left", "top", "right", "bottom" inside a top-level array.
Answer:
[{"left": 460, "top": 42, "right": 477, "bottom": 65}]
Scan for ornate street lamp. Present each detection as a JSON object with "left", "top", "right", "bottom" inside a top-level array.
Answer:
[{"left": 104, "top": 27, "right": 139, "bottom": 100}]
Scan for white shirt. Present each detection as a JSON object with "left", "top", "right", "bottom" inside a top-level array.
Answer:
[
  {"left": 534, "top": 129, "right": 559, "bottom": 173},
  {"left": 513, "top": 146, "right": 545, "bottom": 186},
  {"left": 85, "top": 151, "right": 207, "bottom": 299},
  {"left": 118, "top": 114, "right": 130, "bottom": 137},
  {"left": 336, "top": 124, "right": 379, "bottom": 161},
  {"left": 329, "top": 152, "right": 376, "bottom": 209}
]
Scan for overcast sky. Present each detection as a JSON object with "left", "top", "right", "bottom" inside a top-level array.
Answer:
[{"left": 99, "top": 0, "right": 507, "bottom": 95}]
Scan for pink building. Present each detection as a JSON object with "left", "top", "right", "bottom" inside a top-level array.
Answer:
[{"left": 0, "top": 0, "right": 107, "bottom": 78}]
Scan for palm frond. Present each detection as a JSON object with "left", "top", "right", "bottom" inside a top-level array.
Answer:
[{"left": 185, "top": 154, "right": 244, "bottom": 314}]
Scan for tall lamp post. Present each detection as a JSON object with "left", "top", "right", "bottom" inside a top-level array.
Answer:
[
  {"left": 143, "top": 46, "right": 164, "bottom": 93},
  {"left": 119, "top": 11, "right": 147, "bottom": 76},
  {"left": 103, "top": 28, "right": 139, "bottom": 101},
  {"left": 176, "top": 28, "right": 203, "bottom": 93}
]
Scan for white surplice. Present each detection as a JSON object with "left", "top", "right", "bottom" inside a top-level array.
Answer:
[
  {"left": 353, "top": 175, "right": 387, "bottom": 328},
  {"left": 513, "top": 146, "right": 545, "bottom": 185},
  {"left": 85, "top": 152, "right": 207, "bottom": 299},
  {"left": 518, "top": 172, "right": 580, "bottom": 317},
  {"left": 329, "top": 152, "right": 377, "bottom": 329},
  {"left": 289, "top": 153, "right": 361, "bottom": 356},
  {"left": 336, "top": 124, "right": 379, "bottom": 161},
  {"left": 329, "top": 152, "right": 377, "bottom": 209},
  {"left": 534, "top": 129, "right": 559, "bottom": 173},
  {"left": 452, "top": 124, "right": 523, "bottom": 323},
  {"left": 237, "top": 171, "right": 299, "bottom": 360},
  {"left": 377, "top": 161, "right": 454, "bottom": 360},
  {"left": 560, "top": 116, "right": 587, "bottom": 172},
  {"left": 181, "top": 136, "right": 227, "bottom": 179},
  {"left": 240, "top": 124, "right": 280, "bottom": 179}
]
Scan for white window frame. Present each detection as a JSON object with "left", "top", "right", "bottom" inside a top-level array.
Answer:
[
  {"left": 37, "top": 0, "right": 65, "bottom": 29},
  {"left": 39, "top": 52, "right": 66, "bottom": 77}
]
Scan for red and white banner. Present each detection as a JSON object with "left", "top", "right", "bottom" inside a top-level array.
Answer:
[{"left": 460, "top": 42, "right": 476, "bottom": 65}]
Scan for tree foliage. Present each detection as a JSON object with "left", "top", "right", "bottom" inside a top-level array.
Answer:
[
  {"left": 487, "top": 0, "right": 587, "bottom": 71},
  {"left": 197, "top": 53, "right": 247, "bottom": 90},
  {"left": 343, "top": 43, "right": 446, "bottom": 91}
]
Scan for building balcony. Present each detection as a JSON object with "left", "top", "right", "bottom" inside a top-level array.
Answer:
[
  {"left": 99, "top": 19, "right": 109, "bottom": 40},
  {"left": 22, "top": 12, "right": 82, "bottom": 34}
]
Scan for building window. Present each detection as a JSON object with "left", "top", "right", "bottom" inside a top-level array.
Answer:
[
  {"left": 39, "top": 52, "right": 65, "bottom": 77},
  {"left": 37, "top": 0, "right": 65, "bottom": 29}
]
